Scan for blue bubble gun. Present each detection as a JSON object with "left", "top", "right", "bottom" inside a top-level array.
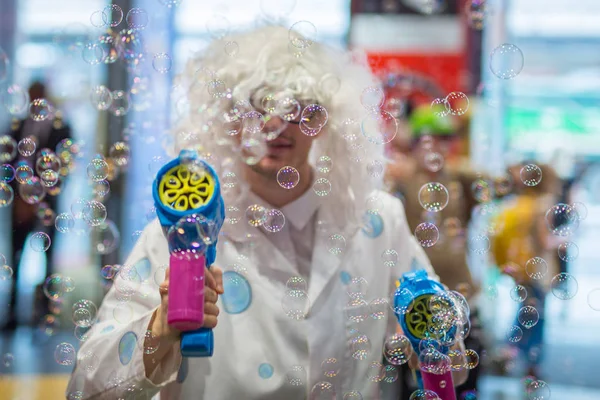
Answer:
[
  {"left": 152, "top": 150, "right": 225, "bottom": 357},
  {"left": 394, "top": 270, "right": 457, "bottom": 400}
]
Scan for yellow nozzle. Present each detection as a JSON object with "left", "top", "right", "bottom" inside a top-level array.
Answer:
[{"left": 158, "top": 165, "right": 215, "bottom": 211}]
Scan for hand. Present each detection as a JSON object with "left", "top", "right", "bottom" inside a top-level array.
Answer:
[{"left": 151, "top": 265, "right": 225, "bottom": 342}]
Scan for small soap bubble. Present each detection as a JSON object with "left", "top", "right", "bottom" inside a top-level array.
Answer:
[
  {"left": 520, "top": 164, "right": 542, "bottom": 186},
  {"left": 3, "top": 353, "right": 14, "bottom": 367},
  {"left": 282, "top": 289, "right": 310, "bottom": 320},
  {"left": 263, "top": 209, "right": 286, "bottom": 233},
  {"left": 286, "top": 365, "right": 306, "bottom": 386},
  {"left": 551, "top": 273, "right": 578, "bottom": 300},
  {"left": 277, "top": 166, "right": 300, "bottom": 189},
  {"left": 312, "top": 178, "right": 331, "bottom": 197},
  {"left": 72, "top": 299, "right": 98, "bottom": 328},
  {"left": 545, "top": 203, "right": 579, "bottom": 236},
  {"left": 510, "top": 285, "right": 528, "bottom": 302},
  {"left": 381, "top": 249, "right": 398, "bottom": 267},
  {"left": 445, "top": 92, "right": 469, "bottom": 116},
  {"left": 246, "top": 204, "right": 267, "bottom": 227},
  {"left": 0, "top": 264, "right": 13, "bottom": 280},
  {"left": 383, "top": 334, "right": 412, "bottom": 365},
  {"left": 152, "top": 53, "right": 172, "bottom": 74},
  {"left": 525, "top": 257, "right": 548, "bottom": 280},
  {"left": 507, "top": 325, "right": 523, "bottom": 343},
  {"left": 54, "top": 342, "right": 76, "bottom": 366},
  {"left": 526, "top": 380, "right": 551, "bottom": 400},
  {"left": 558, "top": 241, "right": 578, "bottom": 262},
  {"left": 415, "top": 222, "right": 439, "bottom": 248},
  {"left": 30, "top": 231, "right": 51, "bottom": 252},
  {"left": 224, "top": 41, "right": 239, "bottom": 57},
  {"left": 17, "top": 137, "right": 36, "bottom": 157},
  {"left": 518, "top": 305, "right": 540, "bottom": 329},
  {"left": 418, "top": 182, "right": 449, "bottom": 212},
  {"left": 289, "top": 20, "right": 318, "bottom": 49},
  {"left": 490, "top": 43, "right": 524, "bottom": 80},
  {"left": 328, "top": 234, "right": 346, "bottom": 255}
]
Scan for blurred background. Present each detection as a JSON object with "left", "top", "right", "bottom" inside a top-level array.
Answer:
[{"left": 0, "top": 0, "right": 599, "bottom": 399}]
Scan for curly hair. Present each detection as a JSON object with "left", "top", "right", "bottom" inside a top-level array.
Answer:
[{"left": 169, "top": 25, "right": 386, "bottom": 229}]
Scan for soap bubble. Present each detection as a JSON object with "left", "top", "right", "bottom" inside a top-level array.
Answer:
[
  {"left": 109, "top": 141, "right": 130, "bottom": 167},
  {"left": 78, "top": 350, "right": 99, "bottom": 372},
  {"left": 551, "top": 273, "right": 578, "bottom": 300},
  {"left": 152, "top": 53, "right": 172, "bottom": 74},
  {"left": 321, "top": 357, "right": 340, "bottom": 378},
  {"left": 347, "top": 276, "right": 368, "bottom": 299},
  {"left": 0, "top": 164, "right": 15, "bottom": 183},
  {"left": 510, "top": 285, "right": 528, "bottom": 302},
  {"left": 309, "top": 381, "right": 335, "bottom": 400},
  {"left": 87, "top": 158, "right": 109, "bottom": 181},
  {"left": 463, "top": 349, "right": 479, "bottom": 369},
  {"left": 54, "top": 213, "right": 74, "bottom": 233},
  {"left": 126, "top": 8, "right": 149, "bottom": 30},
  {"left": 0, "top": 182, "right": 14, "bottom": 207},
  {"left": 361, "top": 111, "right": 398, "bottom": 145},
  {"left": 525, "top": 257, "right": 548, "bottom": 280},
  {"left": 490, "top": 43, "right": 524, "bottom": 79},
  {"left": 289, "top": 20, "right": 318, "bottom": 49},
  {"left": 445, "top": 92, "right": 469, "bottom": 115},
  {"left": 507, "top": 325, "right": 523, "bottom": 343},
  {"left": 518, "top": 305, "right": 539, "bottom": 329},
  {"left": 90, "top": 85, "right": 112, "bottom": 110},
  {"left": 30, "top": 232, "right": 51, "bottom": 252},
  {"left": 469, "top": 234, "right": 490, "bottom": 255},
  {"left": 343, "top": 391, "right": 363, "bottom": 400},
  {"left": 328, "top": 234, "right": 346, "bottom": 255},
  {"left": 419, "top": 348, "right": 451, "bottom": 374},
  {"left": 246, "top": 204, "right": 267, "bottom": 227},
  {"left": 558, "top": 241, "right": 579, "bottom": 262},
  {"left": 414, "top": 222, "right": 439, "bottom": 247},
  {"left": 0, "top": 135, "right": 17, "bottom": 163},
  {"left": 82, "top": 200, "right": 107, "bottom": 226},
  {"left": 0, "top": 264, "right": 13, "bottom": 280},
  {"left": 1, "top": 84, "right": 29, "bottom": 115},
  {"left": 369, "top": 298, "right": 388, "bottom": 320},
  {"left": 430, "top": 97, "right": 448, "bottom": 117},
  {"left": 316, "top": 156, "right": 333, "bottom": 174},
  {"left": 312, "top": 178, "right": 331, "bottom": 196},
  {"left": 381, "top": 249, "right": 398, "bottom": 267},
  {"left": 277, "top": 166, "right": 300, "bottom": 189},
  {"left": 526, "top": 380, "right": 551, "bottom": 400},
  {"left": 418, "top": 182, "right": 449, "bottom": 212},
  {"left": 545, "top": 203, "right": 579, "bottom": 236},
  {"left": 263, "top": 209, "right": 285, "bottom": 233},
  {"left": 102, "top": 4, "right": 123, "bottom": 27},
  {"left": 383, "top": 333, "right": 412, "bottom": 365},
  {"left": 392, "top": 287, "right": 414, "bottom": 315},
  {"left": 345, "top": 298, "right": 369, "bottom": 323},
  {"left": 282, "top": 290, "right": 310, "bottom": 320},
  {"left": 2, "top": 353, "right": 14, "bottom": 368},
  {"left": 206, "top": 14, "right": 231, "bottom": 40},
  {"left": 54, "top": 342, "right": 76, "bottom": 366},
  {"left": 300, "top": 104, "right": 328, "bottom": 135},
  {"left": 17, "top": 137, "right": 36, "bottom": 157},
  {"left": 520, "top": 164, "right": 542, "bottom": 186},
  {"left": 72, "top": 299, "right": 98, "bottom": 328},
  {"left": 360, "top": 86, "right": 385, "bottom": 112}
]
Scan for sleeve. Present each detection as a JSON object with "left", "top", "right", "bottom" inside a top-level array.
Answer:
[{"left": 66, "top": 223, "right": 183, "bottom": 400}]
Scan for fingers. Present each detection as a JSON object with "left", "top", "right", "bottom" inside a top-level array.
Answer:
[
  {"left": 213, "top": 267, "right": 224, "bottom": 294},
  {"left": 202, "top": 315, "right": 218, "bottom": 329},
  {"left": 205, "top": 266, "right": 224, "bottom": 294},
  {"left": 204, "top": 287, "right": 218, "bottom": 304},
  {"left": 204, "top": 302, "right": 220, "bottom": 318},
  {"left": 408, "top": 352, "right": 419, "bottom": 370}
]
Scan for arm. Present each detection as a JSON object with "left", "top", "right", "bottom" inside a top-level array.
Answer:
[{"left": 66, "top": 223, "right": 183, "bottom": 399}]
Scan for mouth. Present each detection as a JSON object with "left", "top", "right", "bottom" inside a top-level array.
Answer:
[{"left": 266, "top": 136, "right": 294, "bottom": 155}]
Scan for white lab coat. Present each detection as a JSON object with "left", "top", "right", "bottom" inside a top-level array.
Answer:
[{"left": 67, "top": 190, "right": 437, "bottom": 400}]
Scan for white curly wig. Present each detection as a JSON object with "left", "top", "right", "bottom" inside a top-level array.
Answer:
[{"left": 169, "top": 25, "right": 387, "bottom": 230}]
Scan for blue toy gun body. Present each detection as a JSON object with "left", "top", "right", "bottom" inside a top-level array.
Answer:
[{"left": 152, "top": 150, "right": 225, "bottom": 357}]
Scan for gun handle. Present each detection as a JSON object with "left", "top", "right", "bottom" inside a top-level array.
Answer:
[
  {"left": 167, "top": 253, "right": 214, "bottom": 357},
  {"left": 421, "top": 369, "right": 456, "bottom": 400}
]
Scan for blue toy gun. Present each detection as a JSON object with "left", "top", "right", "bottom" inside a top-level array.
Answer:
[
  {"left": 394, "top": 270, "right": 457, "bottom": 400},
  {"left": 152, "top": 150, "right": 225, "bottom": 357}
]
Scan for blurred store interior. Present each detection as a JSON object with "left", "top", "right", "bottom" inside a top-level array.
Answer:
[{"left": 1, "top": 0, "right": 600, "bottom": 399}]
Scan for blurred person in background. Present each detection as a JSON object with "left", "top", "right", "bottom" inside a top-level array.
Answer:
[
  {"left": 2, "top": 81, "right": 72, "bottom": 331},
  {"left": 491, "top": 162, "right": 560, "bottom": 379},
  {"left": 385, "top": 104, "right": 484, "bottom": 399}
]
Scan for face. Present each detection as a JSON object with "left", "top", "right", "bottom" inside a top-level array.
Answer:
[{"left": 238, "top": 116, "right": 318, "bottom": 180}]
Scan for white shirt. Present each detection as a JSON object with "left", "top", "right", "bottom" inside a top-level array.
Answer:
[{"left": 67, "top": 190, "right": 438, "bottom": 400}]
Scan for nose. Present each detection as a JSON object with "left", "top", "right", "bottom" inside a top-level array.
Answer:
[{"left": 263, "top": 115, "right": 289, "bottom": 141}]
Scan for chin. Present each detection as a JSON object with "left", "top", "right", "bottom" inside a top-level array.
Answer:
[{"left": 251, "top": 156, "right": 287, "bottom": 178}]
